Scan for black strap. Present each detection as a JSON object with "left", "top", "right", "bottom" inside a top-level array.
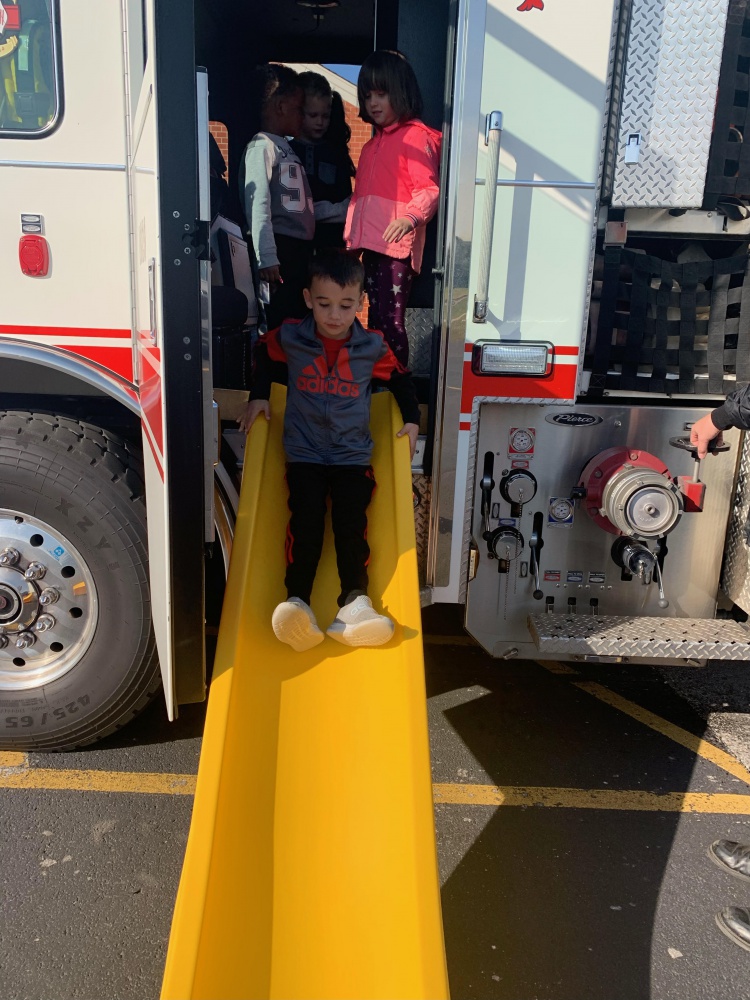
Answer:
[
  {"left": 588, "top": 246, "right": 622, "bottom": 396},
  {"left": 708, "top": 268, "right": 731, "bottom": 392},
  {"left": 590, "top": 247, "right": 750, "bottom": 395},
  {"left": 737, "top": 256, "right": 750, "bottom": 385},
  {"left": 619, "top": 253, "right": 652, "bottom": 390}
]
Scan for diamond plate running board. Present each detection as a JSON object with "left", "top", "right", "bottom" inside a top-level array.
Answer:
[{"left": 528, "top": 614, "right": 750, "bottom": 660}]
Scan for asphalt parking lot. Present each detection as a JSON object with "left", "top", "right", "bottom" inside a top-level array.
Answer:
[{"left": 2, "top": 610, "right": 750, "bottom": 1000}]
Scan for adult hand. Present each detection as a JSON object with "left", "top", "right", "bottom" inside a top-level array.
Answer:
[
  {"left": 237, "top": 399, "right": 270, "bottom": 434},
  {"left": 382, "top": 217, "right": 415, "bottom": 244},
  {"left": 690, "top": 413, "right": 723, "bottom": 459},
  {"left": 397, "top": 422, "right": 419, "bottom": 459},
  {"left": 259, "top": 265, "right": 282, "bottom": 286}
]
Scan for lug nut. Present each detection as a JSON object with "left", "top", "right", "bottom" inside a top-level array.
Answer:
[
  {"left": 0, "top": 629, "right": 7, "bottom": 650},
  {"left": 24, "top": 562, "right": 46, "bottom": 581},
  {"left": 15, "top": 632, "right": 35, "bottom": 649},
  {"left": 39, "top": 588, "right": 59, "bottom": 606},
  {"left": 0, "top": 547, "right": 20, "bottom": 567},
  {"left": 35, "top": 614, "right": 56, "bottom": 633}
]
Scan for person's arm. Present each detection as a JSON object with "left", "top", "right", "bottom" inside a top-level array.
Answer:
[
  {"left": 313, "top": 197, "right": 350, "bottom": 223},
  {"left": 403, "top": 127, "right": 441, "bottom": 227},
  {"left": 383, "top": 128, "right": 442, "bottom": 244},
  {"left": 690, "top": 383, "right": 750, "bottom": 458},
  {"left": 242, "top": 137, "right": 279, "bottom": 274},
  {"left": 238, "top": 329, "right": 288, "bottom": 433},
  {"left": 372, "top": 342, "right": 421, "bottom": 457},
  {"left": 389, "top": 370, "right": 420, "bottom": 417},
  {"left": 712, "top": 383, "right": 750, "bottom": 431}
]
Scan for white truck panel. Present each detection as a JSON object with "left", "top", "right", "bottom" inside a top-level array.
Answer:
[{"left": 0, "top": 168, "right": 132, "bottom": 332}]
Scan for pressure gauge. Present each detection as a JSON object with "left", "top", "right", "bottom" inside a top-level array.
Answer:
[
  {"left": 509, "top": 427, "right": 534, "bottom": 454},
  {"left": 549, "top": 497, "right": 574, "bottom": 522}
]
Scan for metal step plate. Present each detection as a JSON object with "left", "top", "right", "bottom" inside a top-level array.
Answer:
[{"left": 528, "top": 614, "right": 750, "bottom": 660}]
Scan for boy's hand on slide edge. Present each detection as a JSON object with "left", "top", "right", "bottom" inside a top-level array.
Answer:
[
  {"left": 238, "top": 400, "right": 270, "bottom": 434},
  {"left": 397, "top": 422, "right": 419, "bottom": 459},
  {"left": 383, "top": 218, "right": 415, "bottom": 243}
]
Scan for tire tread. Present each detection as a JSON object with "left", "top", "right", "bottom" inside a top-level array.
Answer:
[{"left": 0, "top": 411, "right": 158, "bottom": 750}]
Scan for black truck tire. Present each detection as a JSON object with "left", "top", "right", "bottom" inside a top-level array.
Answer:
[{"left": 0, "top": 412, "right": 160, "bottom": 750}]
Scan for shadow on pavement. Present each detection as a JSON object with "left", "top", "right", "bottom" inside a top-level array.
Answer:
[{"left": 424, "top": 631, "right": 740, "bottom": 1000}]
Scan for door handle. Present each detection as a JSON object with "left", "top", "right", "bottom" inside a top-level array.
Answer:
[{"left": 473, "top": 110, "right": 503, "bottom": 323}]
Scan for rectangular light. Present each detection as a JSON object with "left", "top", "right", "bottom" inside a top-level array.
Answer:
[{"left": 472, "top": 341, "right": 553, "bottom": 377}]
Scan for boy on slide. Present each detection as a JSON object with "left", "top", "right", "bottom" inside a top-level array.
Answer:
[{"left": 238, "top": 251, "right": 420, "bottom": 651}]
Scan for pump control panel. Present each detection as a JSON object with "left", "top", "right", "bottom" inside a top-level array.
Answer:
[{"left": 467, "top": 403, "right": 739, "bottom": 659}]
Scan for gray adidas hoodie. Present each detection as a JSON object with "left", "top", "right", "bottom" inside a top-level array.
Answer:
[
  {"left": 250, "top": 315, "right": 420, "bottom": 466},
  {"left": 239, "top": 132, "right": 315, "bottom": 269}
]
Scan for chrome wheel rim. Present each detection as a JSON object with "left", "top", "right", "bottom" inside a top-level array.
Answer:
[{"left": 0, "top": 509, "right": 98, "bottom": 690}]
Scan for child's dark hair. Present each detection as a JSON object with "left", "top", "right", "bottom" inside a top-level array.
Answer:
[
  {"left": 298, "top": 70, "right": 331, "bottom": 100},
  {"left": 255, "top": 63, "right": 301, "bottom": 109},
  {"left": 307, "top": 250, "right": 364, "bottom": 291},
  {"left": 357, "top": 50, "right": 423, "bottom": 125}
]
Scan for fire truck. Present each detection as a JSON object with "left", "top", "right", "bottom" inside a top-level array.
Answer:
[{"left": 2, "top": 0, "right": 750, "bottom": 750}]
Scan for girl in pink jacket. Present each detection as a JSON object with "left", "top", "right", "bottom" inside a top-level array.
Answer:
[{"left": 345, "top": 51, "right": 442, "bottom": 367}]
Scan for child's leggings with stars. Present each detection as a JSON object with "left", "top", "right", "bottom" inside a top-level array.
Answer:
[{"left": 362, "top": 250, "right": 415, "bottom": 368}]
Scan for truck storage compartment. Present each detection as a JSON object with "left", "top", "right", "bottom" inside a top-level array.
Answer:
[{"left": 587, "top": 242, "right": 750, "bottom": 396}]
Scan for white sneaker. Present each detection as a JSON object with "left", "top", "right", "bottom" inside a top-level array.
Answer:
[
  {"left": 272, "top": 598, "right": 324, "bottom": 652},
  {"left": 326, "top": 595, "right": 395, "bottom": 647}
]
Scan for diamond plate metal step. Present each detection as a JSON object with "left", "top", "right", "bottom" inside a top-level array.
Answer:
[{"left": 528, "top": 614, "right": 750, "bottom": 660}]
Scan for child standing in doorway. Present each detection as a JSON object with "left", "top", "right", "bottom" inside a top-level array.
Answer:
[
  {"left": 345, "top": 50, "right": 442, "bottom": 368},
  {"left": 290, "top": 72, "right": 355, "bottom": 250},
  {"left": 239, "top": 64, "right": 315, "bottom": 329},
  {"left": 238, "top": 251, "right": 420, "bottom": 652}
]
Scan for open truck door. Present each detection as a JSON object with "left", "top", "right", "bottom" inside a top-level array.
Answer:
[
  {"left": 431, "top": 0, "right": 617, "bottom": 603},
  {"left": 129, "top": 0, "right": 209, "bottom": 715}
]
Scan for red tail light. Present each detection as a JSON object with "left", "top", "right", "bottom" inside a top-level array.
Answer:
[{"left": 19, "top": 234, "right": 50, "bottom": 277}]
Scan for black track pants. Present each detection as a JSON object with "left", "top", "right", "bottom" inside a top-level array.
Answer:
[
  {"left": 265, "top": 235, "right": 313, "bottom": 330},
  {"left": 284, "top": 462, "right": 376, "bottom": 608}
]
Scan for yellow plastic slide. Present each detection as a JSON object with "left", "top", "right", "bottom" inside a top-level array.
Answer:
[{"left": 161, "top": 386, "right": 449, "bottom": 1000}]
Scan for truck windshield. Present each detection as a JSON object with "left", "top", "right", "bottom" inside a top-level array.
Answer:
[{"left": 0, "top": 0, "right": 60, "bottom": 136}]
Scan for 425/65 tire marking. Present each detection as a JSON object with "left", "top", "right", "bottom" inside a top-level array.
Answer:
[{"left": 4, "top": 695, "right": 91, "bottom": 727}]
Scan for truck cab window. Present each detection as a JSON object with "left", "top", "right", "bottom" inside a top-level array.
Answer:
[
  {"left": 126, "top": 0, "right": 147, "bottom": 112},
  {"left": 0, "top": 0, "right": 60, "bottom": 135}
]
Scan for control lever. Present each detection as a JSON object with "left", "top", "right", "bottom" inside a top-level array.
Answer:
[
  {"left": 480, "top": 452, "right": 526, "bottom": 571},
  {"left": 528, "top": 511, "right": 544, "bottom": 600},
  {"left": 669, "top": 435, "right": 730, "bottom": 512},
  {"left": 654, "top": 558, "right": 669, "bottom": 609},
  {"left": 669, "top": 435, "right": 730, "bottom": 459},
  {"left": 480, "top": 451, "right": 495, "bottom": 543}
]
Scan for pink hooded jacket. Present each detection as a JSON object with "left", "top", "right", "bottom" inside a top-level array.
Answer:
[{"left": 345, "top": 119, "right": 442, "bottom": 274}]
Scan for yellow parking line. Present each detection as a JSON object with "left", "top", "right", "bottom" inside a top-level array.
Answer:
[
  {"left": 0, "top": 767, "right": 197, "bottom": 795},
  {"left": 537, "top": 659, "right": 580, "bottom": 676},
  {"left": 0, "top": 751, "right": 28, "bottom": 770},
  {"left": 574, "top": 681, "right": 750, "bottom": 786},
  {"left": 433, "top": 783, "right": 750, "bottom": 813},
  {"left": 0, "top": 765, "right": 748, "bottom": 813}
]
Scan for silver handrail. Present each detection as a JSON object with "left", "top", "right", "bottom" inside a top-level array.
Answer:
[{"left": 473, "top": 110, "right": 503, "bottom": 323}]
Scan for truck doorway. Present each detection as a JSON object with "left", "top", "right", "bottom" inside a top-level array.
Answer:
[{"left": 197, "top": 0, "right": 454, "bottom": 466}]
